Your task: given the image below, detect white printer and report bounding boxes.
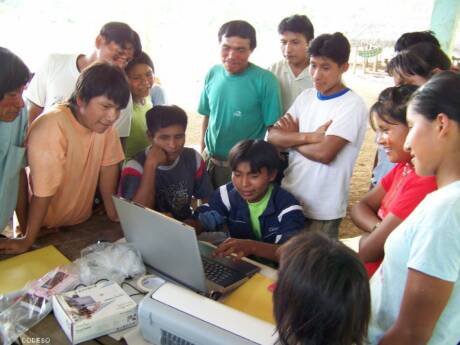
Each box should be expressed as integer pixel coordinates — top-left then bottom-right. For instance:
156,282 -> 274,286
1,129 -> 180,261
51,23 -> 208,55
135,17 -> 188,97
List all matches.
138,280 -> 278,345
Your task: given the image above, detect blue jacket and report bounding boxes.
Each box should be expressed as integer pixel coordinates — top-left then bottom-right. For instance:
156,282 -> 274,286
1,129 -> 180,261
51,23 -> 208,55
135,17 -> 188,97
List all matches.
195,183 -> 305,244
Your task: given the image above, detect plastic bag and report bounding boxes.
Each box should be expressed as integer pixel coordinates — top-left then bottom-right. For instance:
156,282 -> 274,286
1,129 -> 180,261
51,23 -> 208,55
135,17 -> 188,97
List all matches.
77,242 -> 145,285
0,266 -> 79,345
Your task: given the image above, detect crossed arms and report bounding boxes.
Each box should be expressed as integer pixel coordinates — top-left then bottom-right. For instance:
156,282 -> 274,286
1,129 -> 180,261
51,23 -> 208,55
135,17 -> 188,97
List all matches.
267,113 -> 348,164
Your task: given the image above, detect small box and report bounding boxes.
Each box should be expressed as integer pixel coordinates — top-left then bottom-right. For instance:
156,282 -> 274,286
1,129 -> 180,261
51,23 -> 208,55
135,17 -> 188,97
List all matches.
52,281 -> 137,344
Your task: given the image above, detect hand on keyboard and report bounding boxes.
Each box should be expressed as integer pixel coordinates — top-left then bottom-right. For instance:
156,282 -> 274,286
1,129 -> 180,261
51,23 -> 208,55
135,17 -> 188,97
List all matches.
213,238 -> 254,260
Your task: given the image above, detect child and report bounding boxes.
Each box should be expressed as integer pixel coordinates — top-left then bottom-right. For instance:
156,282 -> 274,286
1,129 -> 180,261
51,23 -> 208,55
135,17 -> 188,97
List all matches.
0,47 -> 30,235
0,62 -> 128,254
274,231 -> 370,345
195,139 -> 305,262
120,105 -> 212,222
351,85 -> 437,277
123,51 -> 155,160
268,32 -> 368,238
367,71 -> 460,344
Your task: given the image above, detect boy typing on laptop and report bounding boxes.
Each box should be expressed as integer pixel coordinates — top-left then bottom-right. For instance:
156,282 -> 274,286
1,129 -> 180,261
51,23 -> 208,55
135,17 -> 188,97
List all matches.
195,140 -> 305,262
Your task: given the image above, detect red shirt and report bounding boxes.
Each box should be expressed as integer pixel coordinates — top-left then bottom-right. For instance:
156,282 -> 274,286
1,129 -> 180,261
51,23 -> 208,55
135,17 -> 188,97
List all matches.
366,163 -> 437,277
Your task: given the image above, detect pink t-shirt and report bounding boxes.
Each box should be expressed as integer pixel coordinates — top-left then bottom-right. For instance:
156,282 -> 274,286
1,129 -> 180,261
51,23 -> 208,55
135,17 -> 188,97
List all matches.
27,104 -> 124,227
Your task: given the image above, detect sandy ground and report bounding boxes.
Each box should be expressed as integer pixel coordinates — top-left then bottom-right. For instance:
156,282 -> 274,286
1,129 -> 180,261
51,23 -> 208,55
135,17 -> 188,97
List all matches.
184,71 -> 392,238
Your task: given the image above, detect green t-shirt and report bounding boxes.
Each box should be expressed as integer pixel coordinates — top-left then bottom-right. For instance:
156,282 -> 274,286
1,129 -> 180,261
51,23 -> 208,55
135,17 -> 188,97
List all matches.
124,98 -> 152,160
198,63 -> 282,159
247,184 -> 274,240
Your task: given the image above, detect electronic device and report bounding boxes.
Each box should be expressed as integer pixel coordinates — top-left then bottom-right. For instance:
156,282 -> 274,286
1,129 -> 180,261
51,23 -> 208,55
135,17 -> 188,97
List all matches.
138,280 -> 278,345
112,196 -> 260,296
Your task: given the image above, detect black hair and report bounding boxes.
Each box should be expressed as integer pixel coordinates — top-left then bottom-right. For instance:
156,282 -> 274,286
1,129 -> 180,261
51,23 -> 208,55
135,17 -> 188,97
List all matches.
369,85 -> 418,130
308,32 -> 350,65
387,51 -> 432,81
394,30 -> 440,52
125,51 -> 155,75
0,47 -> 30,100
407,42 -> 451,71
278,15 -> 314,42
410,71 -> 460,124
274,231 -> 370,345
69,62 -> 130,109
99,22 -> 142,56
146,105 -> 188,135
228,140 -> 279,174
218,20 -> 257,50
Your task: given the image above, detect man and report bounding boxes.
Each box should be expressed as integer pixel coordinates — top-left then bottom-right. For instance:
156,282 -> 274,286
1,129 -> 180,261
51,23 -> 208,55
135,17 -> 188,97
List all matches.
25,22 -> 140,138
0,47 -> 30,235
0,63 -> 129,254
268,14 -> 314,112
198,20 -> 282,189
268,33 -> 368,238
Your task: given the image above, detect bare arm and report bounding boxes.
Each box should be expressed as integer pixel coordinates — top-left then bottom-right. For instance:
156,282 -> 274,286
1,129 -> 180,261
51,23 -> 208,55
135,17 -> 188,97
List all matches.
0,195 -> 52,254
27,100 -> 44,123
351,184 -> 386,231
200,116 -> 209,153
213,238 -> 280,262
99,163 -> 120,222
15,168 -> 29,233
295,135 -> 348,164
379,269 -> 454,345
132,145 -> 167,209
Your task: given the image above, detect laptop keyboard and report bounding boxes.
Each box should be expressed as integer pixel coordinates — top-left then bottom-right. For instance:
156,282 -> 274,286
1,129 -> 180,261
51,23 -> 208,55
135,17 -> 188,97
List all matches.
202,257 -> 243,287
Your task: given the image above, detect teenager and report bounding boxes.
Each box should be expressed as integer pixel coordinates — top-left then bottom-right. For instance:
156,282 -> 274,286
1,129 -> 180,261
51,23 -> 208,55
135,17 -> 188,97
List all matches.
195,140 -> 305,262
274,231 -> 370,345
0,47 -> 30,234
0,63 -> 129,254
120,105 -> 212,222
351,85 -> 437,277
268,32 -> 368,238
368,71 -> 460,344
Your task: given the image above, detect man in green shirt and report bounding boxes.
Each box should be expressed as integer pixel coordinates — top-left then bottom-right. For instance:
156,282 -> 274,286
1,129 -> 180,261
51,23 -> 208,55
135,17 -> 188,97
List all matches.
198,20 -> 283,189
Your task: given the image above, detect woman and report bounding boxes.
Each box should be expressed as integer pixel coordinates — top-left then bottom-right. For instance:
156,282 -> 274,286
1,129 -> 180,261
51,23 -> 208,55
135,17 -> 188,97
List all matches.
368,71 -> 460,344
351,85 -> 437,277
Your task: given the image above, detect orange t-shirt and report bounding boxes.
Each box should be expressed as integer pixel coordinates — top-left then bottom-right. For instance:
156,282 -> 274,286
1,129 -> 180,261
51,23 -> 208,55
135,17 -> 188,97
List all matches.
27,104 -> 124,227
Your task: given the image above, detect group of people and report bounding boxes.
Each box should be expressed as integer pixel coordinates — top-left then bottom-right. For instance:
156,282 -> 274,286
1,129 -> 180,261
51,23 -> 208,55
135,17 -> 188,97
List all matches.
0,13 -> 459,345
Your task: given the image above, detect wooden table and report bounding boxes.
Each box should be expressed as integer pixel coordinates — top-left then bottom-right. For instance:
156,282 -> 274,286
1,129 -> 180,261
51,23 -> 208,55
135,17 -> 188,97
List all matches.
1,214 -> 128,345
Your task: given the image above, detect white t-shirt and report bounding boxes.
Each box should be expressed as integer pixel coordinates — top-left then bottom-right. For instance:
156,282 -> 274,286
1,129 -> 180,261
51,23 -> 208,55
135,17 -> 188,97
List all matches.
268,59 -> 313,113
281,88 -> 367,220
368,180 -> 460,345
25,53 -> 133,137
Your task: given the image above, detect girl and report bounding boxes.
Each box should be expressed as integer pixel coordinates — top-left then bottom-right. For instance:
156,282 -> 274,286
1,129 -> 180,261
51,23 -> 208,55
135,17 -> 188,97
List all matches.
124,51 -> 157,160
351,85 -> 437,277
274,231 -> 370,345
368,71 -> 460,344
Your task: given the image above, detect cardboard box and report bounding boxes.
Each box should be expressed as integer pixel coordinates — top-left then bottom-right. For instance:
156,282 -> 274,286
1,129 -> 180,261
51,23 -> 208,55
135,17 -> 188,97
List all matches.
52,281 -> 137,344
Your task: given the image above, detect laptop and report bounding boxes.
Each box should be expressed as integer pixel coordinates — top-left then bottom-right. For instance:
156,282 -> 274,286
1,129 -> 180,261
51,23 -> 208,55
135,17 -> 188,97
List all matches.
112,196 -> 260,296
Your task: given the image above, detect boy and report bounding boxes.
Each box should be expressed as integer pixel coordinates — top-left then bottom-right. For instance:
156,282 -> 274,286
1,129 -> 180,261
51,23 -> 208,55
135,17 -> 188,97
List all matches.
25,22 -> 140,138
195,140 -> 305,262
120,105 -> 213,222
0,62 -> 129,254
0,47 -> 30,235
268,32 -> 368,238
198,20 -> 282,188
268,14 -> 314,112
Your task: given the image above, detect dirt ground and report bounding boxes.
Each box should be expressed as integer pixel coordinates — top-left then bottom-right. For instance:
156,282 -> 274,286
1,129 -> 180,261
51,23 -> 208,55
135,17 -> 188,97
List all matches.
184,72 -> 391,239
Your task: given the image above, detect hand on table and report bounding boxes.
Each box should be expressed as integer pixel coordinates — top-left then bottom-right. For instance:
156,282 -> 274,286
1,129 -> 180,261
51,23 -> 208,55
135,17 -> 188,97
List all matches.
0,237 -> 32,254
213,238 -> 255,261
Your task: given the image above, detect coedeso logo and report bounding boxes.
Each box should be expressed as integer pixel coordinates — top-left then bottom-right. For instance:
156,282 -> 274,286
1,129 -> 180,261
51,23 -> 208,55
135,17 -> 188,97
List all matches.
20,337 -> 51,344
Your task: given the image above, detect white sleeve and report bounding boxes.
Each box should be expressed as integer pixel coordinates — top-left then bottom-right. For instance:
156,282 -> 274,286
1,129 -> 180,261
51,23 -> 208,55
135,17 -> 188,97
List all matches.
287,89 -> 310,120
25,55 -> 54,107
326,95 -> 367,144
113,95 -> 133,137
